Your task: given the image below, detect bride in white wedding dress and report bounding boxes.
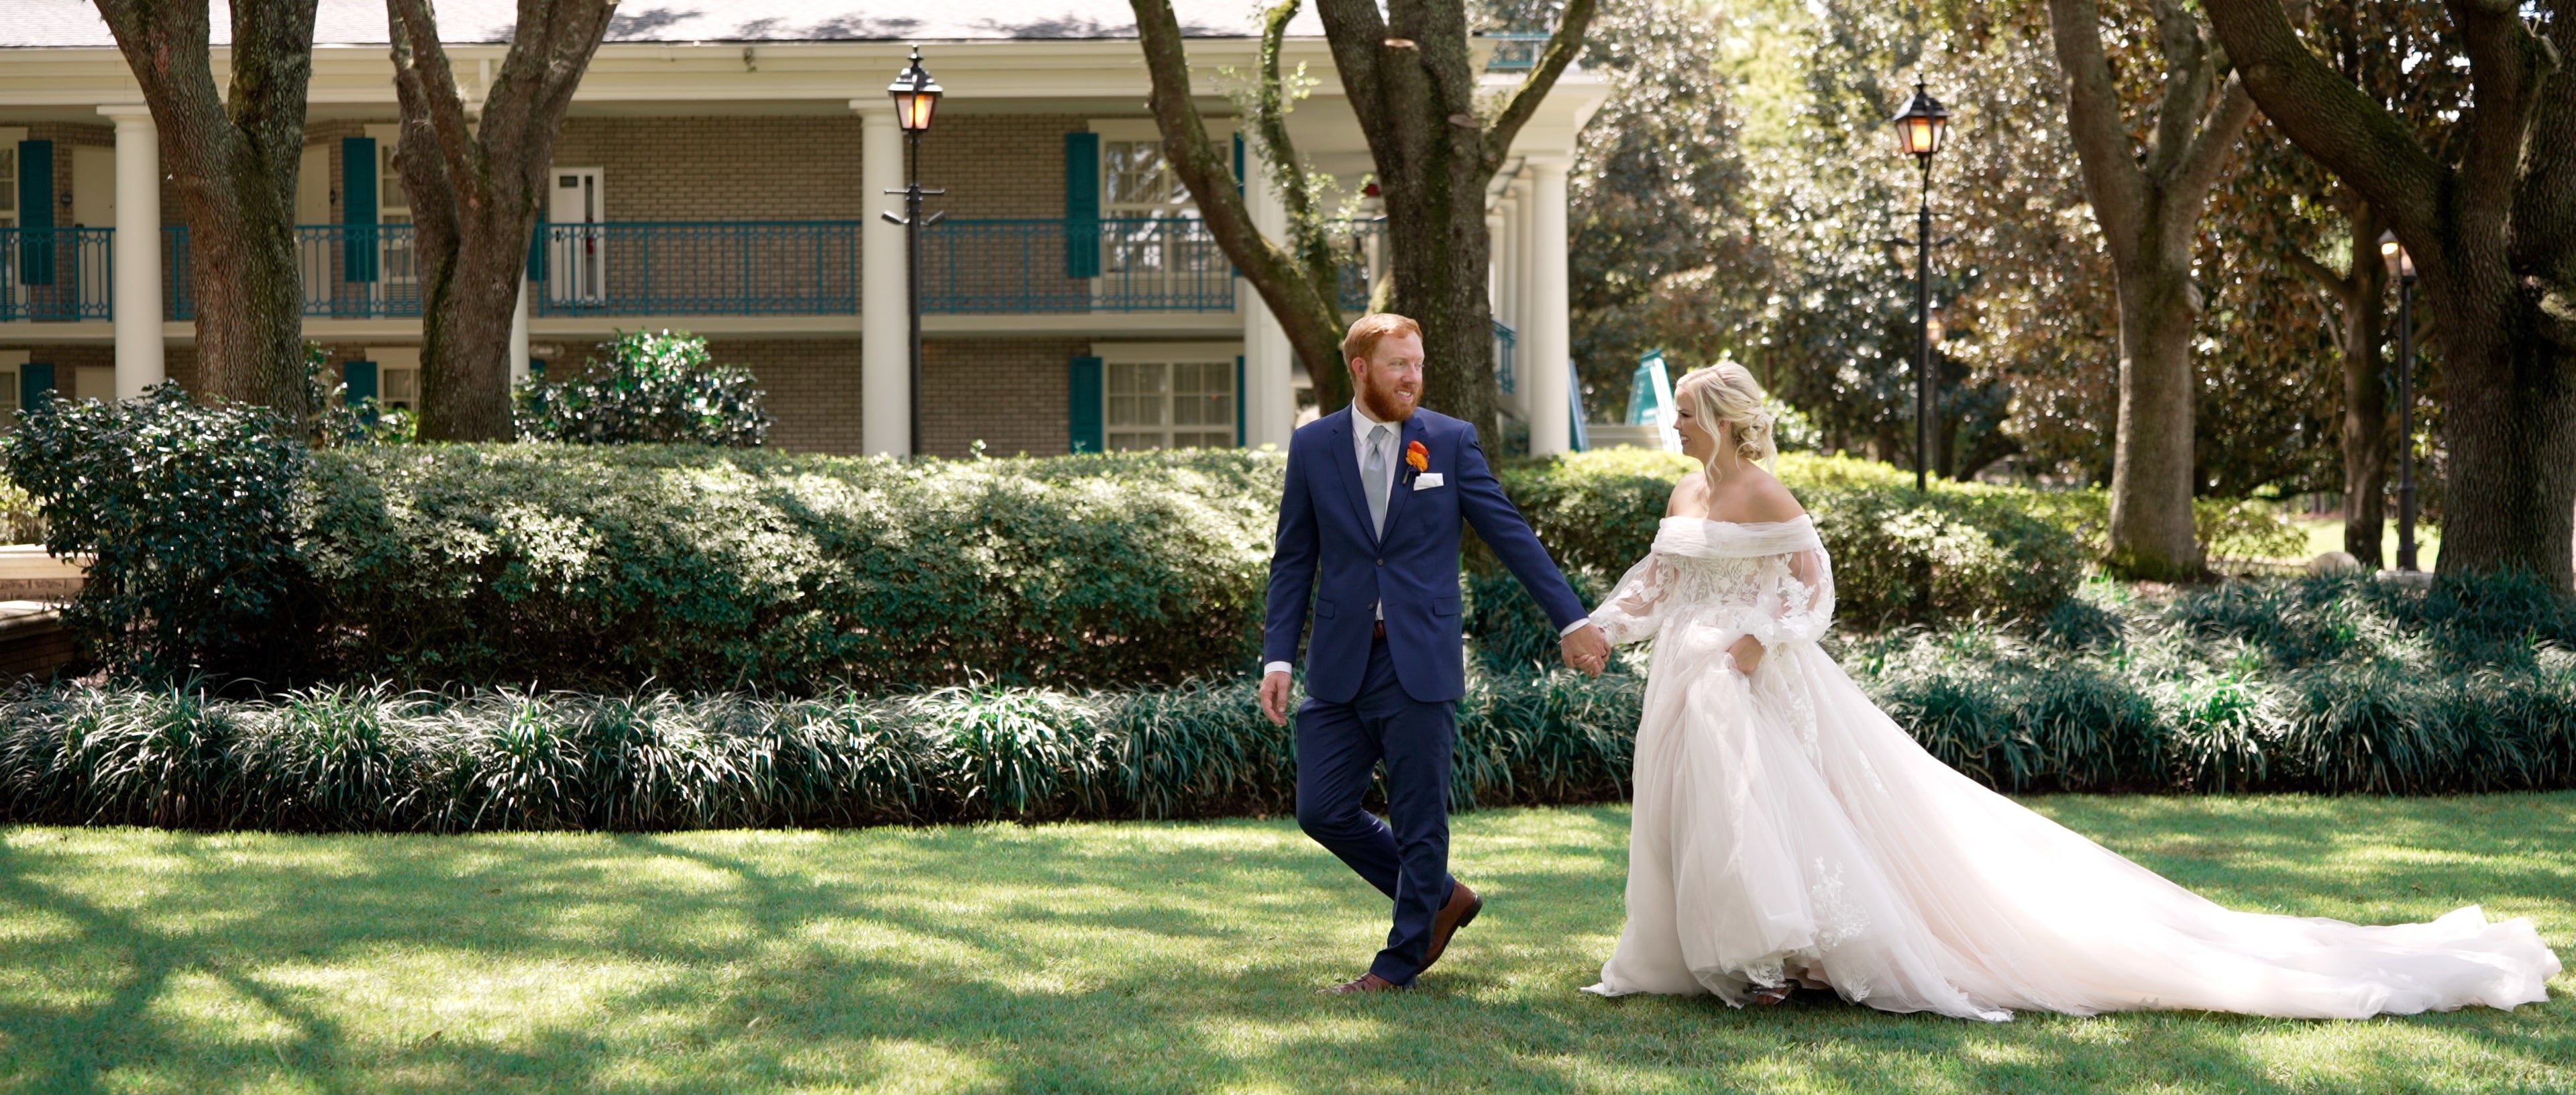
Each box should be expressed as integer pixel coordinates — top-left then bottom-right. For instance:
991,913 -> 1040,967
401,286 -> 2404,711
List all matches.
1580,363 -> 2561,1021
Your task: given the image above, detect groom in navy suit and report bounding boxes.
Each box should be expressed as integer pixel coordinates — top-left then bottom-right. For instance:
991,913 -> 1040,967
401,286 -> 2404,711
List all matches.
1260,313 -> 1611,994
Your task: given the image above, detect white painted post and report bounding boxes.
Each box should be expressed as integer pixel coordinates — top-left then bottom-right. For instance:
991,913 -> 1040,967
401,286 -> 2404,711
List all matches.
1240,144 -> 1296,448
1527,158 -> 1572,455
102,106 -> 164,397
856,101 -> 910,456
508,276 -> 530,383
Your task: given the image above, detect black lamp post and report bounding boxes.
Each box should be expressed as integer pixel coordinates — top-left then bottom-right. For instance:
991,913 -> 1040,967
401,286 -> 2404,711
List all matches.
1892,76 -> 1949,493
2379,229 -> 2418,572
885,46 -> 944,456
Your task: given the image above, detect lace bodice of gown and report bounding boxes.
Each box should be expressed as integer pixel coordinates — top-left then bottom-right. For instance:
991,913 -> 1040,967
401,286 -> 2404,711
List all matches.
1589,515 -> 1835,651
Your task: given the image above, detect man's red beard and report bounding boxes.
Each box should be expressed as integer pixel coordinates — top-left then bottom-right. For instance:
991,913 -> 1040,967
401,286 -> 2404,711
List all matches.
1356,372 -> 1420,423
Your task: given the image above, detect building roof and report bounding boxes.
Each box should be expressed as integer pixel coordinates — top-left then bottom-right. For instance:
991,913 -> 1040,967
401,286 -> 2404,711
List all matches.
0,0 -> 1327,48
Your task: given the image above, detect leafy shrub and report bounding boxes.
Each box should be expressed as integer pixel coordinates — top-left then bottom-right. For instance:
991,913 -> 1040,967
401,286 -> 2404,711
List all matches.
1487,449 -> 2088,629
1,384 -> 308,680
0,668 -> 1644,831
1845,570 -> 2576,794
0,476 -> 43,543
297,445 -> 1281,692
515,329 -> 771,446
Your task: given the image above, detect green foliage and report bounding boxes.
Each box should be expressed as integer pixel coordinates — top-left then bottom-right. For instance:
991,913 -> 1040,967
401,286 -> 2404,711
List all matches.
0,383 -> 308,680
0,668 -> 1644,831
0,476 -> 44,543
297,445 -> 1282,692
514,329 -> 771,446
1488,450 -> 2088,629
1848,570 -> 2576,794
7,565 -> 2574,833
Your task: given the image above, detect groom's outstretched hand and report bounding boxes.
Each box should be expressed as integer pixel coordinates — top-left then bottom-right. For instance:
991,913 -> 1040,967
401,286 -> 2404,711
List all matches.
1562,623 -> 1611,676
1260,670 -> 1295,726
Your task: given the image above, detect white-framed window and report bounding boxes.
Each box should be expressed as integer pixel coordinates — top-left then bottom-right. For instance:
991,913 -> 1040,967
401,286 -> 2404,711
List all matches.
1100,344 -> 1238,451
0,140 -> 17,229
368,347 -> 422,411
379,141 -> 415,290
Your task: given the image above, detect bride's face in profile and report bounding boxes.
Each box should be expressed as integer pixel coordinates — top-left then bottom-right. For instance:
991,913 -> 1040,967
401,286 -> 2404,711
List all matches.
1674,399 -> 1723,462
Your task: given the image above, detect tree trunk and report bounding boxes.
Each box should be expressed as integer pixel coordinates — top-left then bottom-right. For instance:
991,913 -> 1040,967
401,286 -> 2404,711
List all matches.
2203,0 -> 2576,590
2337,287 -> 2392,567
91,0 -> 319,417
2048,0 -> 2257,578
2106,247 -> 2205,576
387,0 -> 616,441
1312,0 -> 1597,444
1130,0 -> 1354,412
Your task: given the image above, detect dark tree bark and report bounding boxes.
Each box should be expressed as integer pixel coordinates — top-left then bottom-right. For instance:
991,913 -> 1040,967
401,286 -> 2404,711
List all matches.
2206,0 -> 2576,590
91,0 -> 319,416
1134,0 -> 1597,439
1314,0 -> 1597,444
386,0 -> 618,441
2048,0 -> 2259,579
1131,0 -> 1354,411
2286,197 -> 2392,568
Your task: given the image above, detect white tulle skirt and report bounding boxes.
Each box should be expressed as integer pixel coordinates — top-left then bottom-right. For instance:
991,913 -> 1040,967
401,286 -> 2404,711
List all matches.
1584,629 -> 2562,1021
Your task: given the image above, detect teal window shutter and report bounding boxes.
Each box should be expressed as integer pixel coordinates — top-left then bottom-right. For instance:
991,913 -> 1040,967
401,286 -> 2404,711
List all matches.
1232,133 -> 1245,197
1235,355 -> 1246,446
1064,132 -> 1101,279
526,215 -> 547,281
1069,356 -> 1104,453
342,137 -> 379,282
19,363 -> 54,411
342,360 -> 378,405
17,140 -> 54,285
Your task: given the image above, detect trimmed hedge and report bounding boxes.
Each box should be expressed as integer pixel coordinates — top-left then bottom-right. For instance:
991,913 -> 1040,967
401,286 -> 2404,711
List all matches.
295,445 -> 1283,692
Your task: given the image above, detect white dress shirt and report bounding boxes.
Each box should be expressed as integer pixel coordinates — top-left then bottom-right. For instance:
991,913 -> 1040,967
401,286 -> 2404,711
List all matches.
1265,403 -> 1588,678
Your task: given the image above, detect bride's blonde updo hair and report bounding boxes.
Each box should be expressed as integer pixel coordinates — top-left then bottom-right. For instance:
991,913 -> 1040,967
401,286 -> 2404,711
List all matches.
1673,362 -> 1776,482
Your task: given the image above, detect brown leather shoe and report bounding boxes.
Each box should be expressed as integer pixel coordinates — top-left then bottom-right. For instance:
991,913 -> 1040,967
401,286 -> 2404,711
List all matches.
1419,880 -> 1483,974
1325,972 -> 1407,994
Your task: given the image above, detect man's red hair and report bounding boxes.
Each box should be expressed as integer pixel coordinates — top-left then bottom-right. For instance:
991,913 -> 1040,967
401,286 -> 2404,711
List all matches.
1341,313 -> 1424,365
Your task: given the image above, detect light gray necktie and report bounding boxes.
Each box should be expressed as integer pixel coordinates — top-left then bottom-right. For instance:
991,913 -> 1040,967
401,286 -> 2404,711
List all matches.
1364,423 -> 1391,538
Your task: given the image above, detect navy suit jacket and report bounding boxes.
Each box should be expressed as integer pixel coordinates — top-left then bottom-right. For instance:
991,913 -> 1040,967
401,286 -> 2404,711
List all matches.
1263,407 -> 1589,705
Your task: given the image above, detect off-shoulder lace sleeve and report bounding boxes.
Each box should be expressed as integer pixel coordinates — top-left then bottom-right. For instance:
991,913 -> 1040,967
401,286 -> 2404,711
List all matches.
1742,545 -> 1835,647
1590,552 -> 1676,646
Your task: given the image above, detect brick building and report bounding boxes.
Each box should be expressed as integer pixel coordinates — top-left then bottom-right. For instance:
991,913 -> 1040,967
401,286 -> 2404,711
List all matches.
0,0 -> 1604,457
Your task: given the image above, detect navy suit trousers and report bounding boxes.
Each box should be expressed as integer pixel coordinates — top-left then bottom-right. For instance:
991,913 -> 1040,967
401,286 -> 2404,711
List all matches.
1295,634 -> 1458,986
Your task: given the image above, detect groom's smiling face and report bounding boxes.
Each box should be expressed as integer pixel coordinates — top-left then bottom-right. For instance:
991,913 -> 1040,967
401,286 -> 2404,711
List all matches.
1351,331 -> 1426,423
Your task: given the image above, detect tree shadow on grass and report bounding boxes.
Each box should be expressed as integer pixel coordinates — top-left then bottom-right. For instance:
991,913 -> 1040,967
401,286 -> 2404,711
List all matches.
0,800 -> 2567,1094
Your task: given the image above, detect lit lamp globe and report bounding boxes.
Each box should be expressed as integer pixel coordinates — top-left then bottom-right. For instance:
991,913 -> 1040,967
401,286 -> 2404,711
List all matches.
1892,78 -> 1949,161
890,46 -> 942,133
2377,229 -> 2415,279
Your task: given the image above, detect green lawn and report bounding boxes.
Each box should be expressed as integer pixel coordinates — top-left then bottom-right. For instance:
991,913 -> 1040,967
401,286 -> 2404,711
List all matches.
3,796 -> 2570,1094
2291,515 -> 2443,570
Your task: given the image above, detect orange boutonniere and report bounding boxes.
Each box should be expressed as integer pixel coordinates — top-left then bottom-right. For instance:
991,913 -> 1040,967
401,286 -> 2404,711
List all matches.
1404,439 -> 1430,474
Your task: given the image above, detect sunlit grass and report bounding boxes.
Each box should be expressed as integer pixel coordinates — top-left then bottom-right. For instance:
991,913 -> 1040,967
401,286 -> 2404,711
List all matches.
2292,515 -> 2444,570
1,795 -> 2568,1094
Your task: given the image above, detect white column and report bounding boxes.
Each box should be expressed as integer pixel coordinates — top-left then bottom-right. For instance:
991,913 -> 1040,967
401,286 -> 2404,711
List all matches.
508,276 -> 530,382
1240,145 -> 1297,448
1485,205 -> 1518,417
856,101 -> 910,456
102,106 -> 164,397
1527,158 -> 1572,455
1505,180 -> 1529,335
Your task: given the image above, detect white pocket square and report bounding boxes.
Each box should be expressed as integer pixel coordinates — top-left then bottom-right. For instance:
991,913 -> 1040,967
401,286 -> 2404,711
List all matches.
1413,472 -> 1445,490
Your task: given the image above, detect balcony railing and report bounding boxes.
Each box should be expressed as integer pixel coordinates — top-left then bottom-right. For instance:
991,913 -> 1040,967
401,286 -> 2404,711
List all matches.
1483,32 -> 1553,72
21,217 -> 1329,321
0,227 -> 115,321
918,216 -> 1234,313
1494,320 -> 1517,394
531,220 -> 861,317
